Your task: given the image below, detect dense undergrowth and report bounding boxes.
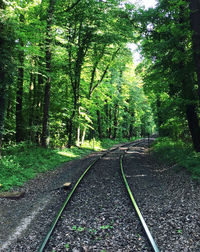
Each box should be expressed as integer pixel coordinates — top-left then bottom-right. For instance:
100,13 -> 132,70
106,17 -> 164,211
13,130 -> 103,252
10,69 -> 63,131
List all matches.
152,137 -> 200,181
0,138 -> 133,191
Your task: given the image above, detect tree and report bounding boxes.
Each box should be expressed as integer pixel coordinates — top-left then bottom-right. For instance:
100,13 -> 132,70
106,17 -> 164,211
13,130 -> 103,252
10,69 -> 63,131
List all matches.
41,0 -> 55,147
136,0 -> 200,151
0,0 -> 15,157
0,0 -> 155,150
189,0 -> 200,99
16,13 -> 25,143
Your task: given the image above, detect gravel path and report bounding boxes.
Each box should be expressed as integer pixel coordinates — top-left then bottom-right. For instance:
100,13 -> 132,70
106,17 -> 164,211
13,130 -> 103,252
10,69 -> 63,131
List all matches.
0,139 -> 200,251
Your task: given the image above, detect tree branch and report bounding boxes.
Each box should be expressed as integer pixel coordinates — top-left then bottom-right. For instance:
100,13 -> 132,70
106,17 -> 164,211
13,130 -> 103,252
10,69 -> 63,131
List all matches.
90,47 -> 120,97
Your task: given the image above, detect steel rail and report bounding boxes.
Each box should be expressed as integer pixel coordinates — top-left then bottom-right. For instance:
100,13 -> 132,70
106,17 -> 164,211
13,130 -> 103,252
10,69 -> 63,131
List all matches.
38,157 -> 101,252
120,150 -> 160,252
38,143 -> 126,252
38,140 -> 144,252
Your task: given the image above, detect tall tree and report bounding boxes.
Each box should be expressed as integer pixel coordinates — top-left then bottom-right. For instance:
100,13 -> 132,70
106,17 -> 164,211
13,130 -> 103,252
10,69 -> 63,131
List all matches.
41,0 -> 54,147
136,0 -> 200,151
16,13 -> 25,143
0,0 -> 15,157
189,0 -> 200,99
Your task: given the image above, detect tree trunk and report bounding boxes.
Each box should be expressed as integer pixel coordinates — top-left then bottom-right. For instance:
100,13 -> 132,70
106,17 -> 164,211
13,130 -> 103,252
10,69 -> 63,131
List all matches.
105,100 -> 109,137
129,111 -> 134,139
35,63 -> 43,144
189,0 -> 200,99
156,95 -> 163,136
77,126 -> 80,147
178,5 -> 200,151
67,99 -> 77,148
108,107 -> 112,138
0,0 -> 13,155
113,104 -> 118,139
67,112 -> 75,148
41,0 -> 54,147
29,72 -> 36,141
186,104 -> 200,152
41,76 -> 51,147
81,127 -> 86,145
16,37 -> 24,143
0,74 -> 6,160
97,110 -> 102,139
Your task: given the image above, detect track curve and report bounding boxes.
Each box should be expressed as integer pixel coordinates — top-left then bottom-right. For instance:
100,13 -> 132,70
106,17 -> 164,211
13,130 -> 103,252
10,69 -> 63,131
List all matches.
38,140 -> 159,252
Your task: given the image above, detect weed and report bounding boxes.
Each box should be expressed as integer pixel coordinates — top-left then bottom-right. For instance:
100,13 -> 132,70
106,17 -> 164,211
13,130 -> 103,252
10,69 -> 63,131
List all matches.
89,228 -> 97,234
100,224 -> 113,230
65,243 -> 70,249
177,229 -> 182,234
72,225 -> 85,232
77,227 -> 85,232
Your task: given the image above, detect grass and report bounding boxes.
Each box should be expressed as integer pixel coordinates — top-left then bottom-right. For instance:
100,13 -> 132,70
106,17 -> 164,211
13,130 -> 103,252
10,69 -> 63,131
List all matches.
152,137 -> 200,180
0,138 -> 134,191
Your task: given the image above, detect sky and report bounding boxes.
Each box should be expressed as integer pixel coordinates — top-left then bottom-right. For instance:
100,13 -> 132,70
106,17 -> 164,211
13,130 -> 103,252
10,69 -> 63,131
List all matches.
130,0 -> 157,9
140,0 -> 157,9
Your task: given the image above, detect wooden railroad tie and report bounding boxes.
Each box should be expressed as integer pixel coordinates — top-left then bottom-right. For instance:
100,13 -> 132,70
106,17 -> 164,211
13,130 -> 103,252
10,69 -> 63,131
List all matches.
0,191 -> 25,199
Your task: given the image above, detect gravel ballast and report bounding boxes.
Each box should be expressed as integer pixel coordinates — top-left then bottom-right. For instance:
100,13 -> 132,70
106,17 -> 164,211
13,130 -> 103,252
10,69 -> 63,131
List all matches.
0,139 -> 200,251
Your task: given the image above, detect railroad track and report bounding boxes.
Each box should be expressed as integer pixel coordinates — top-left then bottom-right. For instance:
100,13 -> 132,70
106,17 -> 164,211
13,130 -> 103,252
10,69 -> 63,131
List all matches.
38,139 -> 159,252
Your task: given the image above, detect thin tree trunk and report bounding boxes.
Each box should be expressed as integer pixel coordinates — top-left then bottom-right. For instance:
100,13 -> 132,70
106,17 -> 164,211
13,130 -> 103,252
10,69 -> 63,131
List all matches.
156,95 -> 163,136
41,0 -> 54,147
105,100 -> 109,137
108,107 -> 112,138
35,64 -> 43,144
81,127 -> 86,145
67,114 -> 75,148
0,74 -> 6,160
113,104 -> 118,139
16,13 -> 25,143
16,36 -> 24,143
41,76 -> 51,147
97,110 -> 102,139
29,72 -> 36,141
77,126 -> 80,147
67,99 -> 77,148
129,111 -> 134,139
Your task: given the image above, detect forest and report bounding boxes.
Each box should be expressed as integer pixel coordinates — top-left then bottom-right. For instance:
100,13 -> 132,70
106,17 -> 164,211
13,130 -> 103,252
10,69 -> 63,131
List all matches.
1,0 -> 200,189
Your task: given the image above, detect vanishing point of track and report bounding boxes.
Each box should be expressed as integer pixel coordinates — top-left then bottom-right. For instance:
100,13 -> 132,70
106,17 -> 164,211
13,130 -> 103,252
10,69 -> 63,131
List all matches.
38,140 -> 160,252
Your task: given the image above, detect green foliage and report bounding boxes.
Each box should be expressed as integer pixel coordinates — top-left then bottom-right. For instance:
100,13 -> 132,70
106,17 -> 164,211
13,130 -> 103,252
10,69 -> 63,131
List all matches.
0,138 -> 135,191
100,224 -> 113,230
65,243 -> 70,249
0,141 -> 92,191
152,137 -> 200,180
177,229 -> 183,234
0,0 -> 155,150
135,0 -> 200,151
